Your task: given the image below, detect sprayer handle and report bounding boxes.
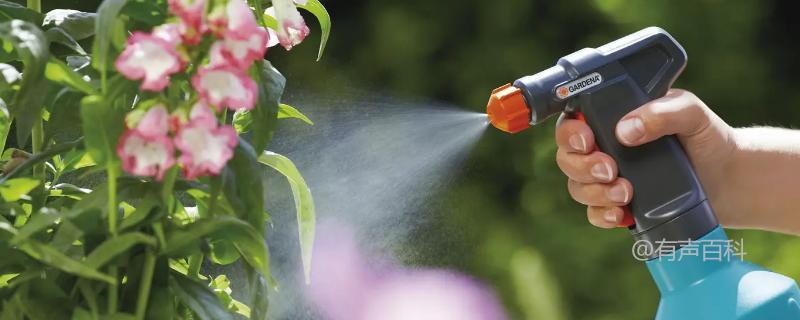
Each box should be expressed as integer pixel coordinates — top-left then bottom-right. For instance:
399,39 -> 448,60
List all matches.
573,111 -> 634,228
575,76 -> 716,242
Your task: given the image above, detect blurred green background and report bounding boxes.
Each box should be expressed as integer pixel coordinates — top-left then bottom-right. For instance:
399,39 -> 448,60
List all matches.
32,0 -> 800,319
268,1 -> 800,319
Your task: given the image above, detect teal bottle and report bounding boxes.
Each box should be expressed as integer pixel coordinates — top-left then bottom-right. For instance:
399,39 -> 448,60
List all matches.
647,226 -> 800,319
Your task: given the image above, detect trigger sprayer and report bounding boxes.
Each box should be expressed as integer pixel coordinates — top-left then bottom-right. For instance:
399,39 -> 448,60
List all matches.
486,27 -> 800,319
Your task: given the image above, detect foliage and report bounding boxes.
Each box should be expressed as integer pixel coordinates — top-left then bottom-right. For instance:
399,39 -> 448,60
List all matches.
0,0 -> 329,319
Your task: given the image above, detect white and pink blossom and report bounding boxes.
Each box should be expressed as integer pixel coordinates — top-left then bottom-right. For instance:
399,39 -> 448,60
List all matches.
209,0 -> 260,39
267,0 -> 310,50
152,23 -> 182,47
191,65 -> 257,111
208,27 -> 269,69
118,106 -> 175,180
174,103 -> 238,179
115,32 -> 183,91
167,0 -> 207,45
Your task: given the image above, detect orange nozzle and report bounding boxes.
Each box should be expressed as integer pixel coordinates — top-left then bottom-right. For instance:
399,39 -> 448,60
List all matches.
486,84 -> 531,134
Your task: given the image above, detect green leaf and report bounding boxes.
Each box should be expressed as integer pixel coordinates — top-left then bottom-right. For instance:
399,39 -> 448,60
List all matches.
297,0 -> 331,61
118,194 -> 158,230
232,109 -> 252,134
46,27 -> 87,55
42,9 -> 95,41
250,60 -> 285,153
0,1 -> 42,24
10,207 -> 75,245
247,270 -> 269,320
71,308 -> 92,320
0,137 -> 82,182
210,275 -> 250,318
258,151 -> 316,283
278,103 -> 313,125
120,1 -> 167,27
223,140 -> 265,232
46,58 -> 96,95
0,20 -> 49,146
163,216 -> 271,280
0,98 -> 9,151
18,240 -> 115,284
80,95 -> 125,166
169,271 -> 235,320
0,178 -> 40,201
45,89 -> 84,144
92,0 -> 130,82
208,237 -> 240,265
50,219 -> 84,254
103,313 -> 136,320
85,232 -> 156,269
145,285 -> 173,320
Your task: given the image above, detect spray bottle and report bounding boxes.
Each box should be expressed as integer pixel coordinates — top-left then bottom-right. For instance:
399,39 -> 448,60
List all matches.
486,27 -> 800,319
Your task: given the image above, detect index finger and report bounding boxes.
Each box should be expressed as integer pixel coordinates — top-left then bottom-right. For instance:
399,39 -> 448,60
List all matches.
555,115 -> 595,154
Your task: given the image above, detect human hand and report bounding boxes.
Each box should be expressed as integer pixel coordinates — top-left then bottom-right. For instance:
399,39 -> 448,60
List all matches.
554,89 -> 736,228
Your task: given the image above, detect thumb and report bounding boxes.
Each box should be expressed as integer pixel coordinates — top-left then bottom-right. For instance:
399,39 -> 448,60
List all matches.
615,89 -> 711,146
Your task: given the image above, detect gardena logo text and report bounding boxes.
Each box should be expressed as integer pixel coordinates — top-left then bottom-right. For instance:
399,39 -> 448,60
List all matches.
556,72 -> 603,99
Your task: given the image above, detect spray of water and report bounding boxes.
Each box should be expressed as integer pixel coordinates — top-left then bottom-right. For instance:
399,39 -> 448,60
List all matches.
261,91 -> 488,318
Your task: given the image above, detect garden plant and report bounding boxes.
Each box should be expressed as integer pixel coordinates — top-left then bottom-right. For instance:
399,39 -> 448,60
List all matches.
0,0 -> 328,319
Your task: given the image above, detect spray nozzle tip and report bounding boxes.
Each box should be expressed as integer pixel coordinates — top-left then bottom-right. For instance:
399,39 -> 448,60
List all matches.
486,84 -> 531,134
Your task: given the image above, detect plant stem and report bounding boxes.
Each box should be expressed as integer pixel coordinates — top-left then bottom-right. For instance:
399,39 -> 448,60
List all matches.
108,267 -> 118,313
187,254 -> 204,279
107,164 -> 118,236
31,116 -> 44,177
107,164 -> 119,313
28,0 -> 44,210
134,250 -> 157,320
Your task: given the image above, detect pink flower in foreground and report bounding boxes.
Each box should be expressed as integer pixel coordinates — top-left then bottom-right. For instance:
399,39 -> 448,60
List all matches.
117,106 -> 175,180
174,103 -> 238,179
208,27 -> 269,69
208,0 -> 259,38
152,23 -> 182,47
167,0 -> 207,45
267,0 -> 310,50
309,224 -> 508,320
191,64 -> 257,110
115,32 -> 182,91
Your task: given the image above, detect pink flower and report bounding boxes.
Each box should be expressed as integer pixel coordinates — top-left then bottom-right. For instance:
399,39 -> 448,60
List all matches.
167,0 -> 207,45
191,64 -> 257,111
135,104 -> 171,137
309,224 -> 508,320
208,27 -> 269,69
267,0 -> 310,50
174,103 -> 238,179
361,271 -> 508,320
209,0 -> 260,39
115,32 -> 183,91
152,23 -> 182,47
117,106 -> 175,180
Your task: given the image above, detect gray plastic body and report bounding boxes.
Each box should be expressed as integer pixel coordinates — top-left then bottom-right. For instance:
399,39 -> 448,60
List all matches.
513,27 -> 717,257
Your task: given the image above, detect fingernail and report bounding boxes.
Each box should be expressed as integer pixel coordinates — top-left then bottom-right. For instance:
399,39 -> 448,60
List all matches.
569,134 -> 586,151
608,183 -> 630,203
591,162 -> 613,181
604,209 -> 618,223
617,117 -> 645,144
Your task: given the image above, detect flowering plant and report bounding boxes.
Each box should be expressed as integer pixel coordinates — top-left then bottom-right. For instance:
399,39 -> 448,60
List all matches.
0,0 -> 328,319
